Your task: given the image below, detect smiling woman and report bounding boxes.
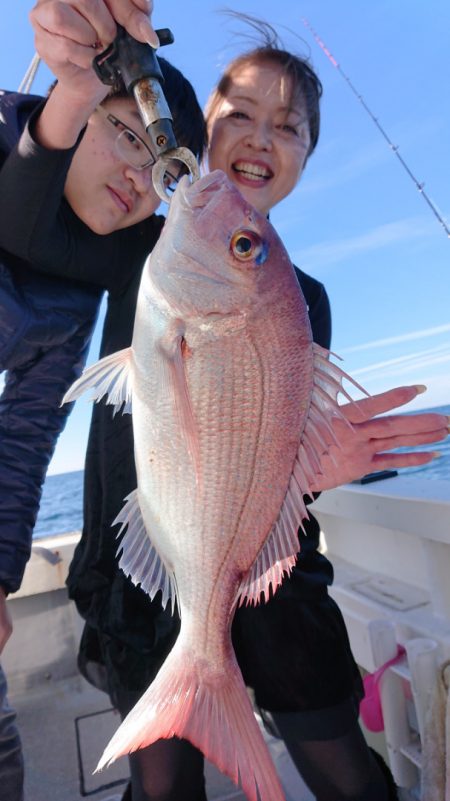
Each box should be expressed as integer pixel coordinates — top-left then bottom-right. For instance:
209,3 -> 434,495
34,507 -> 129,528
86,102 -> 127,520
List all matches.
207,63 -> 310,215
205,46 -> 320,216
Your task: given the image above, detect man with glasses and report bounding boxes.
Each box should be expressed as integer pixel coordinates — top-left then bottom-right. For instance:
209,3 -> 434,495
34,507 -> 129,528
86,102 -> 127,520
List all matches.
95,103 -> 182,192
0,2 -> 206,799
95,104 -> 158,170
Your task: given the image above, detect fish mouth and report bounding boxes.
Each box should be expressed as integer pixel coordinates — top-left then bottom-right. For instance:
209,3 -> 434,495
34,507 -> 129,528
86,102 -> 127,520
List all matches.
178,170 -> 233,210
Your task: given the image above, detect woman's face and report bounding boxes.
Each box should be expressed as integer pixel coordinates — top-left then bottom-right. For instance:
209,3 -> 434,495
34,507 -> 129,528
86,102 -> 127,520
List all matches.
207,62 -> 311,216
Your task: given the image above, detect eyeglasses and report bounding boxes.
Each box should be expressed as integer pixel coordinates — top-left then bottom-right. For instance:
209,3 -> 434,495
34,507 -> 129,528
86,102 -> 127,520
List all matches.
96,105 -> 185,193
96,105 -> 156,170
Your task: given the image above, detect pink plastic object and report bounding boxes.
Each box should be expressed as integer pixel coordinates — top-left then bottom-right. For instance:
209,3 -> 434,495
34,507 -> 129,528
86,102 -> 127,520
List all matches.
360,645 -> 406,732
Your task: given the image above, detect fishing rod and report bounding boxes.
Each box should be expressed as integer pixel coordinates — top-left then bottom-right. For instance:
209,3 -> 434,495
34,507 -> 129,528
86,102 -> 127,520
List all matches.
302,17 -> 450,240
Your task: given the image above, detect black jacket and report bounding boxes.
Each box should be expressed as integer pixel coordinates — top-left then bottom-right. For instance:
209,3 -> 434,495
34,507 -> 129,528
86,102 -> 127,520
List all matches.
0,91 -> 102,593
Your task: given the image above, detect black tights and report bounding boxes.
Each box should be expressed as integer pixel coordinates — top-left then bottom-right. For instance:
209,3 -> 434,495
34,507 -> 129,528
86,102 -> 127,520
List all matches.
116,691 -> 207,801
126,737 -> 207,801
272,711 -> 392,801
118,706 -> 393,801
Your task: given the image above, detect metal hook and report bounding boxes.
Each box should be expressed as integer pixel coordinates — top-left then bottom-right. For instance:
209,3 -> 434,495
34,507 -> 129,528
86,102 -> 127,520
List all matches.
152,147 -> 200,203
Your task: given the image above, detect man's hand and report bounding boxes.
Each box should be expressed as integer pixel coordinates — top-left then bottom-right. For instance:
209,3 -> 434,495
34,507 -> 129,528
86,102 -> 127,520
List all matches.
29,0 -> 159,148
0,588 -> 13,655
310,385 -> 449,492
29,0 -> 158,106
104,0 -> 159,46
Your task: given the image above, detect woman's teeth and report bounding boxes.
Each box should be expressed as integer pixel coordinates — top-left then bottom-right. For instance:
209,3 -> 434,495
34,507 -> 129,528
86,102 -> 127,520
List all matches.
233,161 -> 271,181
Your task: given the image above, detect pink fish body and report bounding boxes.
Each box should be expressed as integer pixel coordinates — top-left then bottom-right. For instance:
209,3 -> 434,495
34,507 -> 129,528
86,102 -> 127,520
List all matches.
64,171 -> 356,801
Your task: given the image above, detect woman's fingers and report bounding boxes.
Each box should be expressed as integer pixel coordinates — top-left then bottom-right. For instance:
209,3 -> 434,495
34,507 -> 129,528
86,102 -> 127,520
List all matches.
371,450 -> 440,470
309,405 -> 448,491
340,385 -> 426,424
351,412 -> 449,443
371,426 -> 447,454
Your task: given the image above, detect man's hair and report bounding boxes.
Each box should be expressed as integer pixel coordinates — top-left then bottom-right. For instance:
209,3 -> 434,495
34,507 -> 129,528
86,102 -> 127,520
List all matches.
49,57 -> 208,161
103,57 -> 207,161
204,16 -> 322,159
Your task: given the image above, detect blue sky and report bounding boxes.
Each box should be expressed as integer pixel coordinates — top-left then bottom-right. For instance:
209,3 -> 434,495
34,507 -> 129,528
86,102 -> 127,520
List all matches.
1,1 -> 449,475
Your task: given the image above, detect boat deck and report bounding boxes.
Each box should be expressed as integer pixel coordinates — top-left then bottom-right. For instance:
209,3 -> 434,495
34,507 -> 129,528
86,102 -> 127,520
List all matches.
12,673 -> 314,801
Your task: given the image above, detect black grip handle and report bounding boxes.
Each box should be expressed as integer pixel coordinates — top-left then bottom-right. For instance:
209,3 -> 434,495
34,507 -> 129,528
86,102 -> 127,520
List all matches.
93,26 -> 174,90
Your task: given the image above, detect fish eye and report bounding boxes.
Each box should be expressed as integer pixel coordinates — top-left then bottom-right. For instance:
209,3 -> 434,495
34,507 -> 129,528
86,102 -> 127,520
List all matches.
230,229 -> 268,265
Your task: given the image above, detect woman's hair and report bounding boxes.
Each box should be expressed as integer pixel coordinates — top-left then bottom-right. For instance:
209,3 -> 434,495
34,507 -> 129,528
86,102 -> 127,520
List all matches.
205,15 -> 322,158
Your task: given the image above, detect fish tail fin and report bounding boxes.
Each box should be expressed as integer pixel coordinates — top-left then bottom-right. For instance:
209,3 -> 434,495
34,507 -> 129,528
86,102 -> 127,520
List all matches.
96,639 -> 285,801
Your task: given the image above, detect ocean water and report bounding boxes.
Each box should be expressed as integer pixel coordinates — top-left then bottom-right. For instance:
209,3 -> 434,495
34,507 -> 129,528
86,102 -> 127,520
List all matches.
34,469 -> 84,539
33,404 -> 449,540
394,403 -> 450,482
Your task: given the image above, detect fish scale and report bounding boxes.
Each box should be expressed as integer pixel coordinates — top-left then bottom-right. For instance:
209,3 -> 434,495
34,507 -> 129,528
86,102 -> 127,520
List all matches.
177,341 -> 300,569
63,169 -> 362,801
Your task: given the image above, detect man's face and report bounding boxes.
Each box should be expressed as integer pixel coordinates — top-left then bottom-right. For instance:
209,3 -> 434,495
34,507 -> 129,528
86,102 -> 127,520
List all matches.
64,98 -> 160,234
207,62 -> 311,216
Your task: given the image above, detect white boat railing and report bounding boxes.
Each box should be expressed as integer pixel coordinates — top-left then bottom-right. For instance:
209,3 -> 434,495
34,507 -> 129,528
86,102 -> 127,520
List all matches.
311,475 -> 450,800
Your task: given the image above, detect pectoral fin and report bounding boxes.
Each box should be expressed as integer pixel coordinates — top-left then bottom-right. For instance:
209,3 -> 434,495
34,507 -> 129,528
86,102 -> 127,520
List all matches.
237,344 -> 370,608
62,347 -> 133,415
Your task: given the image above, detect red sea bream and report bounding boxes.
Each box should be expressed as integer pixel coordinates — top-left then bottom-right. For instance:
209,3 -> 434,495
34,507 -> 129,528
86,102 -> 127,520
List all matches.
64,170 -> 360,801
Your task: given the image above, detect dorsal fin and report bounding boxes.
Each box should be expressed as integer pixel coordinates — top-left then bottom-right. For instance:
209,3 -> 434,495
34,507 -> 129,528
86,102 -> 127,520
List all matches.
236,344 -> 368,607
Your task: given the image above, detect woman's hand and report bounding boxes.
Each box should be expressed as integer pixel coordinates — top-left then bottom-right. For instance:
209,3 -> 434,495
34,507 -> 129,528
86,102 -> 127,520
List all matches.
309,385 -> 449,492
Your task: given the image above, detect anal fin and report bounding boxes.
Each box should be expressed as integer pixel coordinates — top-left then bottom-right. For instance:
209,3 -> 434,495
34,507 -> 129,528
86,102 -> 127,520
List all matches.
114,490 -> 178,613
236,473 -> 308,608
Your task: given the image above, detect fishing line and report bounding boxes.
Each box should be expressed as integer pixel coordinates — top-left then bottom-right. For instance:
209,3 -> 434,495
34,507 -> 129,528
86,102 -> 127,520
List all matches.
18,53 -> 41,94
302,18 -> 450,240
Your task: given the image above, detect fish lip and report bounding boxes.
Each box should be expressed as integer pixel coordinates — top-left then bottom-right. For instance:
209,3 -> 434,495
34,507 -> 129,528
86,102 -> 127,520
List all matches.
178,170 -> 229,210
